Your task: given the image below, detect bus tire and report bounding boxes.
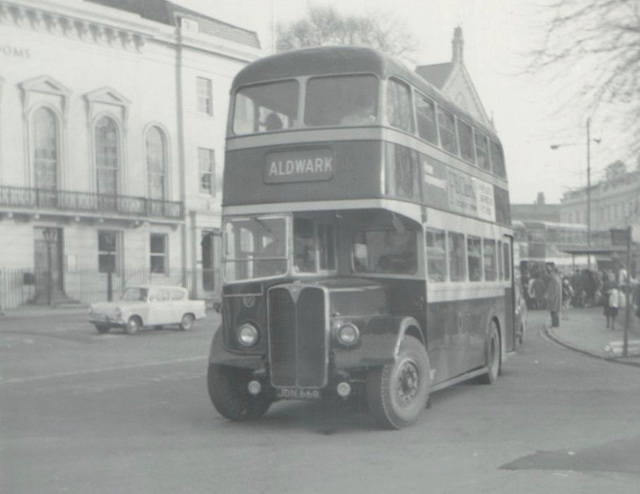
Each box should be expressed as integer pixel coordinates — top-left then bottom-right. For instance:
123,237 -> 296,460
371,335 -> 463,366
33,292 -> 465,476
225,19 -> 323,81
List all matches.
366,335 -> 430,429
207,364 -> 271,421
479,321 -> 501,384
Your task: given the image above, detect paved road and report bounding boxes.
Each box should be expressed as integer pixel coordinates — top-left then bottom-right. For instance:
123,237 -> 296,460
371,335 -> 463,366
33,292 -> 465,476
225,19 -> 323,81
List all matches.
1,311 -> 639,493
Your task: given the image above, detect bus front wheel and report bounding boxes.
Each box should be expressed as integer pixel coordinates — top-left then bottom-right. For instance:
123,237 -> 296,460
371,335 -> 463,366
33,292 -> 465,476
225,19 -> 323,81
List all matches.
366,335 -> 431,429
207,364 -> 271,421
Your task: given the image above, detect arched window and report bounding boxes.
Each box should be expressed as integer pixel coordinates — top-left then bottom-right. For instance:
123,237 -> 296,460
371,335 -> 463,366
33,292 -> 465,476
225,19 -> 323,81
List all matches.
146,126 -> 166,200
95,116 -> 119,195
33,107 -> 58,190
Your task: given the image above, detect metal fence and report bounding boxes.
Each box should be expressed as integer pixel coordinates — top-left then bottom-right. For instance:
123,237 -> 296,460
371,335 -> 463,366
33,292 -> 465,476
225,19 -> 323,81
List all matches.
0,185 -> 184,219
0,267 -> 219,311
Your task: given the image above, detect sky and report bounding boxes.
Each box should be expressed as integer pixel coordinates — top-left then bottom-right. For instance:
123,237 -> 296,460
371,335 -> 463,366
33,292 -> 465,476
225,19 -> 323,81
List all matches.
176,0 -> 616,205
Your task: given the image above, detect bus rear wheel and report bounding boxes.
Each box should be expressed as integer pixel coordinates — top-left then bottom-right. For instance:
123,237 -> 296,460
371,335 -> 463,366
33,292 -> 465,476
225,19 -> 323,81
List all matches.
479,322 -> 501,384
366,335 -> 430,429
207,364 -> 271,421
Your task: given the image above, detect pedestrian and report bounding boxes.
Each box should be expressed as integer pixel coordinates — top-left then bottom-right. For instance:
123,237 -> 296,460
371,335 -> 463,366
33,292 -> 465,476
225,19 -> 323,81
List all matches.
527,275 -> 536,309
561,277 -> 574,320
605,281 -> 620,331
545,263 -> 562,328
532,272 -> 547,310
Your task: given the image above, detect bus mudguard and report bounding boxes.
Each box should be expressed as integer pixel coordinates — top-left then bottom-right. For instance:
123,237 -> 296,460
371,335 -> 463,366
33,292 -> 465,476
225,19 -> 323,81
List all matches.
333,315 -> 424,369
209,325 -> 263,370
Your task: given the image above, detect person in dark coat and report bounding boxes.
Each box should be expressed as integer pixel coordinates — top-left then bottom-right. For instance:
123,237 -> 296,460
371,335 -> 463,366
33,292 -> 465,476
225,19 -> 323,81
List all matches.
545,264 -> 563,327
532,273 -> 547,310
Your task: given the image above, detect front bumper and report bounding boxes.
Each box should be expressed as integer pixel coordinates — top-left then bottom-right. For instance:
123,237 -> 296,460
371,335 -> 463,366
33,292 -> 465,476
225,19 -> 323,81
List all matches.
89,315 -> 125,327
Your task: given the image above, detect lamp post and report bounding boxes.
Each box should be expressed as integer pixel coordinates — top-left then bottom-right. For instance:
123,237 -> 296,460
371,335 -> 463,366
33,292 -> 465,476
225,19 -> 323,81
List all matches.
550,117 -> 600,268
42,228 -> 57,307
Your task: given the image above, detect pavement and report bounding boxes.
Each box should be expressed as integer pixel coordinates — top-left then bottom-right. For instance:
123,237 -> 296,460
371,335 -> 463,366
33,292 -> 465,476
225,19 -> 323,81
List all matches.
540,305 -> 640,367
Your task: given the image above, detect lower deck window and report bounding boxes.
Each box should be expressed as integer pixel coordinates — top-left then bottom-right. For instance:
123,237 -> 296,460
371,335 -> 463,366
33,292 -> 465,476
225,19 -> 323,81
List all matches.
353,229 -> 417,275
426,229 -> 446,282
467,236 -> 482,281
448,232 -> 466,281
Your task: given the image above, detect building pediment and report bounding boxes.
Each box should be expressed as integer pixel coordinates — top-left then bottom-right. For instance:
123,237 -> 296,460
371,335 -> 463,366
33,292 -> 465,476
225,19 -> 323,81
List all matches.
19,76 -> 72,121
85,87 -> 131,107
84,86 -> 131,126
20,75 -> 71,97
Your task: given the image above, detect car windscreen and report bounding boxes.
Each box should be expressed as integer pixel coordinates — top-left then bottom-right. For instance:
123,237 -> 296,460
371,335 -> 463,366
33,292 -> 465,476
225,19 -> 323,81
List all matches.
121,288 -> 148,301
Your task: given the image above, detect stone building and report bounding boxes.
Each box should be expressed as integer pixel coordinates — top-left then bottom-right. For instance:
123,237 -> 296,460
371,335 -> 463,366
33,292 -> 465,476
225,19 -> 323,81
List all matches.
0,0 -> 262,308
560,165 -> 640,231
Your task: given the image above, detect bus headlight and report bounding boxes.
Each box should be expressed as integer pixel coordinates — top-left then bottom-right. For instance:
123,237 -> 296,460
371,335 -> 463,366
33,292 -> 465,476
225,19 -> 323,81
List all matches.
336,323 -> 360,347
237,323 -> 259,347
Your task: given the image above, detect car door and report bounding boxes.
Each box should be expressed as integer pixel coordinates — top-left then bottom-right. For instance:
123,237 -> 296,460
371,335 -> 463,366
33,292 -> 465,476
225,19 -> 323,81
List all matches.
155,288 -> 173,325
171,288 -> 187,321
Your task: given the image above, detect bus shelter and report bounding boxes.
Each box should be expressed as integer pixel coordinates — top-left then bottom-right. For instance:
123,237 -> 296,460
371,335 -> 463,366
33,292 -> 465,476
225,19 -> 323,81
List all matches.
560,245 -> 640,275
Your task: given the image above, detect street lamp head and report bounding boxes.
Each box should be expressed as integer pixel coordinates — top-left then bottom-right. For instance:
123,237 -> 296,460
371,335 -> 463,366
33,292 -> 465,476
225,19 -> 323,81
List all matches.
550,144 -> 560,150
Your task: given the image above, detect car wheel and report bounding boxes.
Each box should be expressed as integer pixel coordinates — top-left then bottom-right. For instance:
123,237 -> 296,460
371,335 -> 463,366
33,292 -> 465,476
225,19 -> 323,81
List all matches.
366,335 -> 430,429
479,321 -> 501,384
179,314 -> 195,331
125,316 -> 142,335
94,324 -> 110,334
207,364 -> 271,421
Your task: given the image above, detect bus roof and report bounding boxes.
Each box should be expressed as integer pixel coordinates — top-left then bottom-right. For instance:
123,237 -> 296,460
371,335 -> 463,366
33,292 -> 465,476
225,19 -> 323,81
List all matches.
232,46 -> 499,140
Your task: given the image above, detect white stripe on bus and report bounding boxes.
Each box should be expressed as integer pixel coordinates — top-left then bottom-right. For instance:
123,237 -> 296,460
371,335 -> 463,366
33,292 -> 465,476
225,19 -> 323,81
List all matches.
427,284 -> 507,303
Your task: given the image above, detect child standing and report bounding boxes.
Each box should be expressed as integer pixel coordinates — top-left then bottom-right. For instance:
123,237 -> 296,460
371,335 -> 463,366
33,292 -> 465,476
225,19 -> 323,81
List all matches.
606,283 -> 620,330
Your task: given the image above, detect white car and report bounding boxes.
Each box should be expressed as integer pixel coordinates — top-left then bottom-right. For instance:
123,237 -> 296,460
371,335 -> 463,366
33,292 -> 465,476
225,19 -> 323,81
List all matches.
89,285 -> 206,335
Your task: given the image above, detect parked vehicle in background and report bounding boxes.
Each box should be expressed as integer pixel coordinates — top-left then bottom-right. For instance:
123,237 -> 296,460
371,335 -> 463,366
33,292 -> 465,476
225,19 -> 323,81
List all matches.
89,285 -> 206,334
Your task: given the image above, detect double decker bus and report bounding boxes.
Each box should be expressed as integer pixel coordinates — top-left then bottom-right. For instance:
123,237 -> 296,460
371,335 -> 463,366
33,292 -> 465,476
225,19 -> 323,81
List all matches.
518,220 -> 588,275
207,47 -> 515,429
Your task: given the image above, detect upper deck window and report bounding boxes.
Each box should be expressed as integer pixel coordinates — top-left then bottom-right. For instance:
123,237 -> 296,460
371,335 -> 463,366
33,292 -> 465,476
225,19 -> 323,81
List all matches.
416,93 -> 438,145
305,75 -> 378,127
437,108 -> 458,156
490,141 -> 506,178
386,79 -> 414,133
474,131 -> 490,171
232,80 -> 299,135
457,120 -> 475,164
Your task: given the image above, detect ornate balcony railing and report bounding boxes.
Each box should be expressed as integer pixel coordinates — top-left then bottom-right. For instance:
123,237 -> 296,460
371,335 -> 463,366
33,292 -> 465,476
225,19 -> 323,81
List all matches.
0,185 -> 184,220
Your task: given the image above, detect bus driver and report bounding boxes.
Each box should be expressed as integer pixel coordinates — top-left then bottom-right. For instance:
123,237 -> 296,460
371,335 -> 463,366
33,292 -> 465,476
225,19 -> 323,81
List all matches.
377,230 -> 416,274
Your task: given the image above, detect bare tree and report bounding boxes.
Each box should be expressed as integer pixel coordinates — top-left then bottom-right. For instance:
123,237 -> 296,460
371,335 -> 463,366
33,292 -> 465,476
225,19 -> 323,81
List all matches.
276,6 -> 418,58
529,0 -> 640,155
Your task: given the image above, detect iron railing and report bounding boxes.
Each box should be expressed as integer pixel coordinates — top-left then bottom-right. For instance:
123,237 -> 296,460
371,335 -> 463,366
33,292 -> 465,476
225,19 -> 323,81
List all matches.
0,267 -> 219,310
0,185 -> 183,220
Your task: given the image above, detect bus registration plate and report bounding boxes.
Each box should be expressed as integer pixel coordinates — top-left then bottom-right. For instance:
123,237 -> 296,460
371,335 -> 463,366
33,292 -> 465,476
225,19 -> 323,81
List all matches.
275,387 -> 321,400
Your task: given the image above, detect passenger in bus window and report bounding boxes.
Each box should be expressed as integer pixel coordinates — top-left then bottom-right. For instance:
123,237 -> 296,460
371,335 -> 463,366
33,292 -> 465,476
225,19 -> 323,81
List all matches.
376,230 -> 416,274
264,113 -> 283,132
340,96 -> 376,125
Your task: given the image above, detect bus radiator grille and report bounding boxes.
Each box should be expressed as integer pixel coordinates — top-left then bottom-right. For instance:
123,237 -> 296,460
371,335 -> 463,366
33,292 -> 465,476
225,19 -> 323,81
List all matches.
268,286 -> 327,388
